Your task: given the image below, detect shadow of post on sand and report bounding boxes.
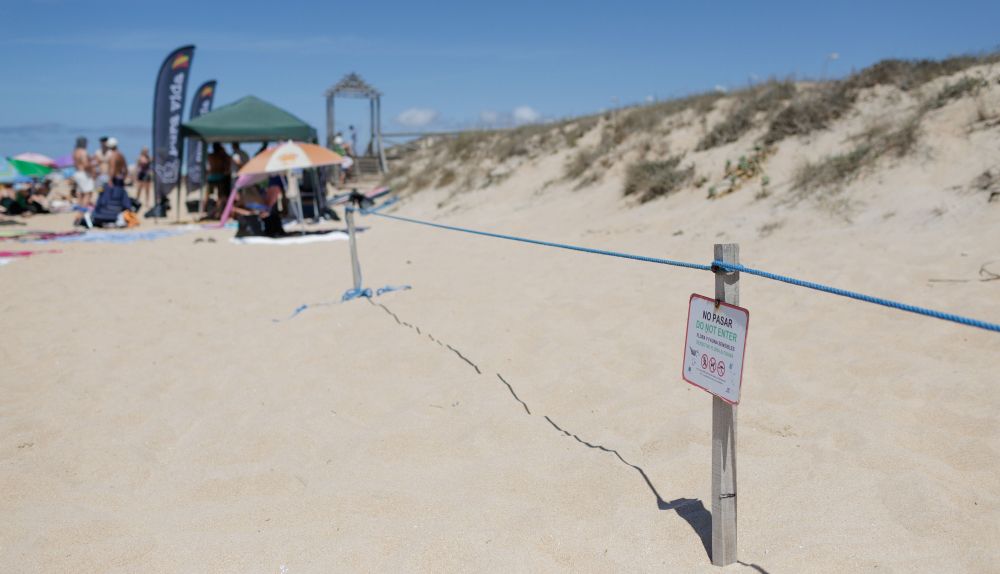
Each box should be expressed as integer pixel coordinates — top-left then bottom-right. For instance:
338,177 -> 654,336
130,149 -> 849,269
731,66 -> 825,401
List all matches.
541,415 -> 714,557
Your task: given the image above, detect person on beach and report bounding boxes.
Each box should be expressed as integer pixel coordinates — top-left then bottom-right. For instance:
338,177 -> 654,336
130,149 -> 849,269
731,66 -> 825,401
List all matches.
348,125 -> 358,156
107,138 -> 127,188
206,143 -> 232,218
232,176 -> 284,237
332,135 -> 353,187
1,183 -> 49,216
135,147 -> 152,208
72,136 -> 96,207
93,137 -> 111,190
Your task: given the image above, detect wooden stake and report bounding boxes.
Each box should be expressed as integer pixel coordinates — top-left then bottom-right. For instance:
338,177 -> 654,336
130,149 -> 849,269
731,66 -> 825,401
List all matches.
712,243 -> 739,566
345,206 -> 362,291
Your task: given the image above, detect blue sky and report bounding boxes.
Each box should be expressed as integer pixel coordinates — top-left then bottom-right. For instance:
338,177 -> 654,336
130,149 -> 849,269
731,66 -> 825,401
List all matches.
2,0 -> 999,161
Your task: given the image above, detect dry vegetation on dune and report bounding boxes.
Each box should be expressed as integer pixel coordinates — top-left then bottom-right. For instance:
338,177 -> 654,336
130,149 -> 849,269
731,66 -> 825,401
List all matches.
385,51 -> 1000,209
793,74 -> 992,197
623,155 -> 694,203
697,79 -> 796,150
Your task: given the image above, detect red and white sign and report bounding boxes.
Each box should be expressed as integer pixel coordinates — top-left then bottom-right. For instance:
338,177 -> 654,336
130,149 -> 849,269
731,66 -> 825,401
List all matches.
682,294 -> 750,404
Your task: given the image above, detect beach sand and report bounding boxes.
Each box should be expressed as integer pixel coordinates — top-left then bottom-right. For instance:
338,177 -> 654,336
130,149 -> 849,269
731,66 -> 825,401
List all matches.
3,71 -> 1000,572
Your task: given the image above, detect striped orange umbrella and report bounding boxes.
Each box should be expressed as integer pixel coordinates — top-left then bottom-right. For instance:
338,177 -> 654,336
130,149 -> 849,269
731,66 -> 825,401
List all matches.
238,140 -> 342,176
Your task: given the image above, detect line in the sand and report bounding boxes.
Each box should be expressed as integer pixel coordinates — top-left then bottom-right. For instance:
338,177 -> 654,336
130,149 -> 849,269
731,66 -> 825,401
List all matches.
366,298 -> 694,513
444,343 -> 481,374
496,374 -> 531,415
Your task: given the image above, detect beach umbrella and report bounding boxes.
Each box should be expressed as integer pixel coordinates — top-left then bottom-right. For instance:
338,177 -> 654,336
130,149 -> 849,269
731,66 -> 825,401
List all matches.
12,152 -> 57,168
237,141 -> 342,176
53,154 -> 75,169
7,157 -> 54,178
237,141 -> 342,226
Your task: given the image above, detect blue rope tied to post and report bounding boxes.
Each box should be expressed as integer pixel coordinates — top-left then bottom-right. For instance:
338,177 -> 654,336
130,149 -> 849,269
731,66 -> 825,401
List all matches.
340,285 -> 411,301
712,261 -> 1000,333
369,212 -> 713,272
342,287 -> 373,301
361,196 -> 399,215
366,211 -> 1000,334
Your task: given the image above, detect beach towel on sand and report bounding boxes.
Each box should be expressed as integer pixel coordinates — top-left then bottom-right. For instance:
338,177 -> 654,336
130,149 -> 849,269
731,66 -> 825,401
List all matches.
230,230 -> 349,245
0,249 -> 61,266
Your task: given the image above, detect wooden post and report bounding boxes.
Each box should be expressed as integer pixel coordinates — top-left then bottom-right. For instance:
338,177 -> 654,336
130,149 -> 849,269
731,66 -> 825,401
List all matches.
369,99 -> 376,157
198,140 -> 209,217
345,205 -> 362,291
712,243 -> 739,566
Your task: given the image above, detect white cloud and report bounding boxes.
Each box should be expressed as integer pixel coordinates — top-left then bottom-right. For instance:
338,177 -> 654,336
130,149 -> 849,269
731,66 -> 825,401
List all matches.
396,108 -> 439,128
714,85 -> 728,93
512,106 -> 541,124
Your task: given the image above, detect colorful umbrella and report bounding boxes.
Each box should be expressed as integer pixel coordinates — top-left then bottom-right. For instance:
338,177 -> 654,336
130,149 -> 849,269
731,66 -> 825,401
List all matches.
12,152 -> 57,168
237,141 -> 342,227
237,141 -> 342,176
53,154 -> 75,169
7,157 -> 53,178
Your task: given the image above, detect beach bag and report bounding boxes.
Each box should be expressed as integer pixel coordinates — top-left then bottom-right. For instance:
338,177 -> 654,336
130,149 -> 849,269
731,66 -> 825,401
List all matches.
122,210 -> 140,228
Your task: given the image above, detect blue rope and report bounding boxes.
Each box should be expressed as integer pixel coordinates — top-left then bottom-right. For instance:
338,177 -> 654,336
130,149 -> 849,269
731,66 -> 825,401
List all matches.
368,212 -> 712,272
342,287 -> 373,301
361,196 -> 399,215
366,211 -> 1000,334
376,284 -> 412,296
342,284 -> 412,301
274,287 -> 413,322
273,301 -> 340,323
713,261 -> 1000,333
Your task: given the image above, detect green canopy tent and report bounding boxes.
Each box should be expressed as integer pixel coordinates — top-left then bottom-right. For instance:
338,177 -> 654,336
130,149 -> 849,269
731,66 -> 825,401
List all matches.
180,95 -> 318,143
180,96 -> 325,221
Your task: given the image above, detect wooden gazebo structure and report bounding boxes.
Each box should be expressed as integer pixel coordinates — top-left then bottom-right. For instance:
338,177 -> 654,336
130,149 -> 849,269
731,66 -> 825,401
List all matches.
325,73 -> 387,174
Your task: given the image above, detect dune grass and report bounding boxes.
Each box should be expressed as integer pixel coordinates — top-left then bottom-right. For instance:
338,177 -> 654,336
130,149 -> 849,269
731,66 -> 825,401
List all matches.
389,50 -> 999,200
792,114 -> 922,195
697,80 -> 795,150
623,155 -> 694,202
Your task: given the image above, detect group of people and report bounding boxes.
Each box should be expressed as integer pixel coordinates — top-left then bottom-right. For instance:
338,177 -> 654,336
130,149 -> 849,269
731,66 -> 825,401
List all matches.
1,135 -> 147,223
0,180 -> 52,217
3,129 -> 362,231
68,136 -> 150,228
71,136 -> 146,207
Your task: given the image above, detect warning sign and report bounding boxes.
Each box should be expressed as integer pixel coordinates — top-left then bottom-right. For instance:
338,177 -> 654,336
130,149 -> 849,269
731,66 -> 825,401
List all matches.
682,294 -> 749,404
